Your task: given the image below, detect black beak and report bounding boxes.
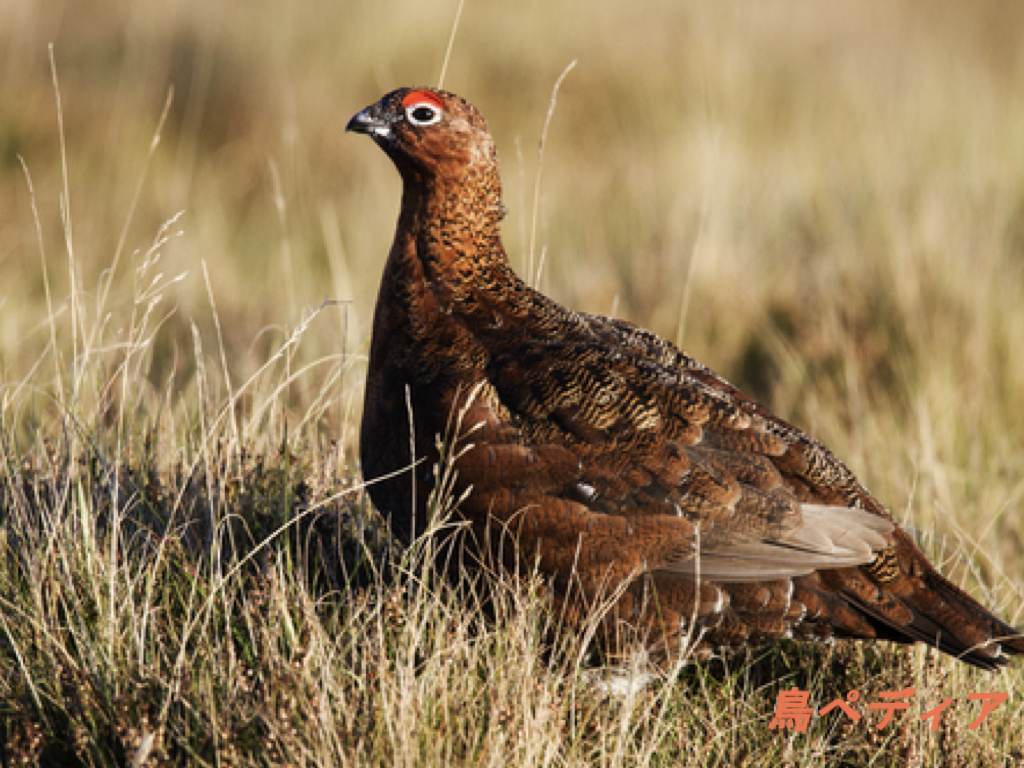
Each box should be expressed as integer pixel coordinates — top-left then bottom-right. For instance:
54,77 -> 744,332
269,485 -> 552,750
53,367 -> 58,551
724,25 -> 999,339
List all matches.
346,104 -> 392,139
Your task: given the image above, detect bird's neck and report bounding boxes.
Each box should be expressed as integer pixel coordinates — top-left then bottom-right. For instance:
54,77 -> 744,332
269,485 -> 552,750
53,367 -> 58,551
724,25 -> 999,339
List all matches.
387,163 -> 524,316
369,161 -> 580,386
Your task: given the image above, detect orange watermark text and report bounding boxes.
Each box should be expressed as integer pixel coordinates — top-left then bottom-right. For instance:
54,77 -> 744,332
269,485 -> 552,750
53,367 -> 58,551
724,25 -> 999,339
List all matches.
769,687 -> 1008,733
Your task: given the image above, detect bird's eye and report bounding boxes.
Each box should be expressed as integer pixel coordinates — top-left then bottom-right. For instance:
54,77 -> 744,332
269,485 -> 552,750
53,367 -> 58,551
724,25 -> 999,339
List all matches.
405,103 -> 442,127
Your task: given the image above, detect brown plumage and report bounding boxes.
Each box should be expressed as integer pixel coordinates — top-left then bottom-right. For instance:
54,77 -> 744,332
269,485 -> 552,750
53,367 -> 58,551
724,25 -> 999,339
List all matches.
347,86 -> 1023,670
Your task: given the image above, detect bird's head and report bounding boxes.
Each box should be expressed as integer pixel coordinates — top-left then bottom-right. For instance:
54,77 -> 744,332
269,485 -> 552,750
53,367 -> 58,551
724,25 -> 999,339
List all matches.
347,87 -> 497,183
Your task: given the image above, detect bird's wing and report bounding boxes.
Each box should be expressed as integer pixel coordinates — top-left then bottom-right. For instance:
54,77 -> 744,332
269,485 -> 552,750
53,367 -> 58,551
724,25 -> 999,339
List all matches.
463,337 -> 893,582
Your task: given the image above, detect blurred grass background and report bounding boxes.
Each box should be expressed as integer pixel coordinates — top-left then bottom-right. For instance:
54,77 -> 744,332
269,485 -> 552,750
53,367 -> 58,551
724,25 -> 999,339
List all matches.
2,0 -> 1024,764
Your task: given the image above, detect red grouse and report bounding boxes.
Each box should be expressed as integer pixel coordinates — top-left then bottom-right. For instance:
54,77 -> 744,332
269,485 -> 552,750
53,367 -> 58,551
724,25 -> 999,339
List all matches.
347,86 -> 1023,669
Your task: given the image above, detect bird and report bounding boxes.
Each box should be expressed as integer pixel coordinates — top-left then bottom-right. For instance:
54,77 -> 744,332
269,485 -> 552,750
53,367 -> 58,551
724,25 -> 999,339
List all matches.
346,86 -> 1023,671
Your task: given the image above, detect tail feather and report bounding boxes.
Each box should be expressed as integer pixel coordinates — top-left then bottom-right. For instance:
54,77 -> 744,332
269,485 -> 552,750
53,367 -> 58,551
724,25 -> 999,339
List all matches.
839,530 -> 1023,670
788,526 -> 1023,671
843,588 -> 1006,671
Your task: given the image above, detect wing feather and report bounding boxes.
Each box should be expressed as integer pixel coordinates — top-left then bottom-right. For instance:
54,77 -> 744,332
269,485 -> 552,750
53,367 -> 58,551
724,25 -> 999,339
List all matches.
657,504 -> 893,581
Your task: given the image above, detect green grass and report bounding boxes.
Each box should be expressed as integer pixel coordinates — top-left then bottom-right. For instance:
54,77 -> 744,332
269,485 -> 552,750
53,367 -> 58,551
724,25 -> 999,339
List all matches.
2,0 -> 1024,765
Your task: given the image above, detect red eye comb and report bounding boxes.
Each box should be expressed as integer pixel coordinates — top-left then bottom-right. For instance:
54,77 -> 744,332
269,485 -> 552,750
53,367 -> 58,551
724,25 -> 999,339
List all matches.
402,90 -> 444,110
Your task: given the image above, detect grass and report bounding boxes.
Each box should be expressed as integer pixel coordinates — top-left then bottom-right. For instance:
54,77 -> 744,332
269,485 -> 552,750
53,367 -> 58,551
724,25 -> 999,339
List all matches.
2,0 -> 1024,765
